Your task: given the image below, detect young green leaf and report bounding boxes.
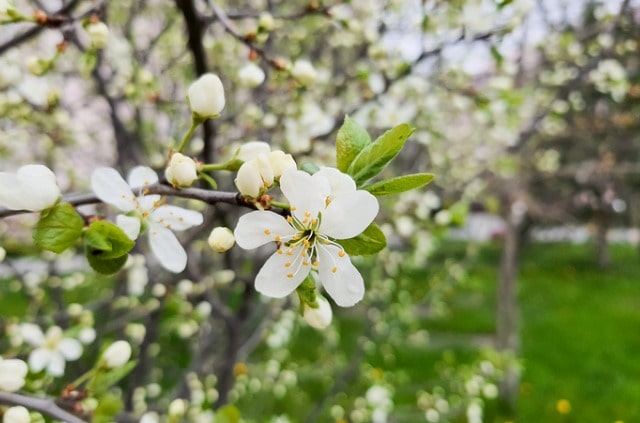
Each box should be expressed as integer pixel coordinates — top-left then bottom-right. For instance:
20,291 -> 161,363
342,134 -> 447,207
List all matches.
363,173 -> 435,196
216,405 -> 241,423
88,361 -> 138,395
347,123 -> 415,185
336,222 -> 386,256
92,393 -> 124,423
336,116 -> 371,173
84,221 -> 135,275
33,202 -> 84,253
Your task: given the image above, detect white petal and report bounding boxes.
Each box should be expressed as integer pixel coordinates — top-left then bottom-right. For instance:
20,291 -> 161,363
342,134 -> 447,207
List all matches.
151,205 -> 203,231
280,170 -> 329,222
234,211 -> 296,249
315,167 -> 355,197
320,190 -> 379,239
235,161 -> 263,198
58,338 -> 83,361
20,323 -> 45,347
137,194 -> 162,211
117,214 -> 141,240
91,167 -> 136,212
255,245 -> 310,298
28,348 -> 50,373
46,351 -> 66,377
148,225 -> 187,273
128,166 -> 158,190
0,172 -> 26,210
17,165 -> 61,211
317,244 -> 364,307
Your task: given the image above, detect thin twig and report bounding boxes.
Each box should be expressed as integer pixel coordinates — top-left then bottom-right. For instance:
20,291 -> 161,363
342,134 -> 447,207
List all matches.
0,391 -> 87,423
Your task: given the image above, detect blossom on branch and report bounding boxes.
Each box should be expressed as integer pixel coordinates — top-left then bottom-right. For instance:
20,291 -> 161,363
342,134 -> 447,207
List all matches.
2,406 -> 30,423
0,164 -> 60,211
0,358 -> 28,391
91,166 -> 203,273
303,295 -> 333,329
234,168 -> 378,307
21,324 -> 82,377
165,152 -> 198,187
187,73 -> 225,119
235,150 -> 296,198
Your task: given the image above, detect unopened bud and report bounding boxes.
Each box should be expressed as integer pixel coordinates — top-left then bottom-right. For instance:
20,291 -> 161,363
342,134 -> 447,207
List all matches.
291,59 -> 317,86
165,153 -> 198,187
303,296 -> 333,329
187,73 -> 225,119
3,406 -> 30,423
235,155 -> 274,198
267,151 -> 297,178
168,399 -> 188,417
258,12 -> 275,32
87,21 -> 109,49
238,63 -> 266,88
101,340 -> 132,368
208,227 -> 235,253
236,141 -> 271,162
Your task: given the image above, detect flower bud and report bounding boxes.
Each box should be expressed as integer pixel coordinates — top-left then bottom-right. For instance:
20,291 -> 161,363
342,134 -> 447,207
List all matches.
101,340 -> 132,368
208,227 -> 235,253
291,59 -> 317,86
0,164 -> 60,211
87,21 -> 109,49
0,358 -> 28,392
258,12 -> 275,32
187,73 -> 225,119
236,141 -> 271,162
303,296 -> 333,329
3,406 -> 30,423
267,151 -> 297,178
238,63 -> 266,88
165,153 -> 198,187
168,399 -> 188,417
235,155 -> 274,198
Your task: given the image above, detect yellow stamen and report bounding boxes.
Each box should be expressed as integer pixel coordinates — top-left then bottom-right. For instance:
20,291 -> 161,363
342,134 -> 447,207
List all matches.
143,188 -> 150,195
264,229 -> 271,235
287,216 -> 293,223
277,249 -> 283,255
303,261 -> 309,266
338,250 -> 345,258
291,207 -> 297,211
275,235 -> 281,242
287,273 -> 294,278
285,262 -> 292,268
332,266 -> 337,273
313,260 -> 319,266
311,219 -> 317,225
305,211 -> 311,217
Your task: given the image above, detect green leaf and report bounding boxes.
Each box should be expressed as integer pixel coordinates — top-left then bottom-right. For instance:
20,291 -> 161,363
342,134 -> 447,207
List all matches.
336,116 -> 371,173
216,405 -> 241,423
33,202 -> 84,253
88,361 -> 138,395
347,123 -> 415,185
496,0 -> 514,9
363,173 -> 435,196
92,393 -> 124,423
336,222 -> 386,256
84,221 -> 135,275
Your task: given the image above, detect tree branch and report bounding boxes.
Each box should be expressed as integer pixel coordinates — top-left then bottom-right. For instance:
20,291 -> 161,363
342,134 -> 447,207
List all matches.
0,391 -> 87,423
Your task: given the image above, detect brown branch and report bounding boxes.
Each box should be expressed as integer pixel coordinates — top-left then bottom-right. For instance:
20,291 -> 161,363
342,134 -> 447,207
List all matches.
0,391 -> 87,423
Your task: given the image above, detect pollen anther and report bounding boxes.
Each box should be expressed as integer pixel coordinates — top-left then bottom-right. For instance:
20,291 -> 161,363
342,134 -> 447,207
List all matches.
264,229 -> 271,235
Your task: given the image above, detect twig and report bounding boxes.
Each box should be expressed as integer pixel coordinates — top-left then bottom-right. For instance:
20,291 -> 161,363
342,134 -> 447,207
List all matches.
0,391 -> 87,423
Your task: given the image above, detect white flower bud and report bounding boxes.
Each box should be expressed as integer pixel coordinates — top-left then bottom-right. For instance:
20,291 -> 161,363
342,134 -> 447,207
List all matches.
238,63 -> 266,88
291,59 -> 317,86
0,358 -> 28,392
235,155 -> 274,198
101,340 -> 132,368
258,12 -> 275,31
303,296 -> 333,329
187,73 -> 225,119
168,399 -> 188,417
87,22 -> 109,49
267,151 -> 297,178
3,406 -> 30,423
165,153 -> 198,187
236,141 -> 271,162
0,164 -> 60,211
208,227 -> 235,253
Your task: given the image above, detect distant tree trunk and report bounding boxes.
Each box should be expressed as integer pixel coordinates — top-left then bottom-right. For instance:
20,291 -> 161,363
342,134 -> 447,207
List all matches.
496,202 -> 526,411
595,210 -> 611,268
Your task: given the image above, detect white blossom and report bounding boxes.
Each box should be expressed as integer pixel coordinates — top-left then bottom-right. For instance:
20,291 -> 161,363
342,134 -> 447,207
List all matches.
91,166 -> 203,273
208,227 -> 236,253
0,358 -> 28,391
291,59 -> 317,86
235,155 -> 274,198
238,63 -> 266,87
303,296 -> 333,329
0,165 -> 60,211
187,73 -> 225,119
22,325 -> 82,377
234,168 -> 378,306
165,152 -> 198,187
3,406 -> 30,423
101,340 -> 132,368
87,21 -> 109,48
258,12 -> 275,31
267,151 -> 297,177
236,141 -> 271,162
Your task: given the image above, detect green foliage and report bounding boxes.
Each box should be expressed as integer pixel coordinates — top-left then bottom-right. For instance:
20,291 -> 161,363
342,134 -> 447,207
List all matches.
84,221 -> 135,274
296,274 -> 318,309
88,361 -> 138,395
336,116 -> 371,173
92,393 -> 125,423
33,202 -> 84,253
347,123 -> 415,186
215,405 -> 241,423
336,222 -> 386,256
363,173 -> 435,196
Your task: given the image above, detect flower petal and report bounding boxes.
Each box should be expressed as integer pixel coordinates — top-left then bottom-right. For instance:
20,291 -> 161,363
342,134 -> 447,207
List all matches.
314,167 -> 355,198
148,225 -> 187,273
234,211 -> 296,249
58,338 -> 83,361
117,214 -> 141,240
317,244 -> 364,307
46,351 -> 66,377
128,166 -> 158,190
91,167 -> 136,212
151,205 -> 203,231
18,165 -> 61,211
28,348 -> 50,373
320,190 -> 379,239
280,170 -> 329,222
0,172 -> 26,210
255,245 -> 310,298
